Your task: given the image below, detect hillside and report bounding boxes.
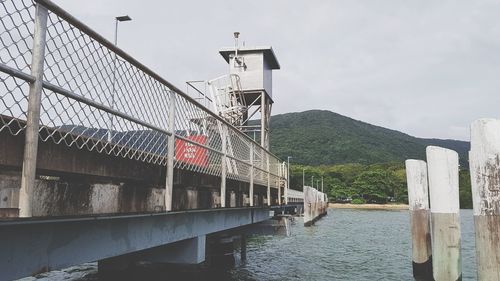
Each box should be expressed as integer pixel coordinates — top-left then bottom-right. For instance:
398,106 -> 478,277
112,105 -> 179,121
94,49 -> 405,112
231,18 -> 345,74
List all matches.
268,110 -> 469,167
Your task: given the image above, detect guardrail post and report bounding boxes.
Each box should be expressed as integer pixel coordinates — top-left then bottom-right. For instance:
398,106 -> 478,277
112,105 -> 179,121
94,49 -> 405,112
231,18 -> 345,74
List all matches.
220,126 -> 227,208
165,91 -> 176,212
285,163 -> 289,205
426,146 -> 461,281
469,119 -> 500,281
267,154 -> 271,206
18,4 -> 49,218
249,143 -> 254,207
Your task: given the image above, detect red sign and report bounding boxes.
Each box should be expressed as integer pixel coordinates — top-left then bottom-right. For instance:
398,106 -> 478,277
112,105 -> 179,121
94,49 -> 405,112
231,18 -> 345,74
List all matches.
175,135 -> 208,167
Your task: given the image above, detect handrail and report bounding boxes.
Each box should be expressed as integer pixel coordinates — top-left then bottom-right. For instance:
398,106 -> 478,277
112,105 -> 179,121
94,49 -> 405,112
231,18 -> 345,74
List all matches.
33,0 -> 281,161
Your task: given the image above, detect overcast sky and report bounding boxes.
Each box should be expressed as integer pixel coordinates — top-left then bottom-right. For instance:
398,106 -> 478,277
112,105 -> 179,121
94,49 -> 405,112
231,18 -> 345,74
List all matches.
53,0 -> 500,141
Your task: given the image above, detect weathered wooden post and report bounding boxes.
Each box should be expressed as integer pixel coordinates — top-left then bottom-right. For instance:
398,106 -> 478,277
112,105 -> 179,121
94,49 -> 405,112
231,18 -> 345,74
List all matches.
426,146 -> 461,281
469,118 -> 500,280
405,159 -> 433,280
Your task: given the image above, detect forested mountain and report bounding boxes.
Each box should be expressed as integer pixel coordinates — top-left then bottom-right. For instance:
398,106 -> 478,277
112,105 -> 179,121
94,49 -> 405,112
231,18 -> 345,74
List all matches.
268,110 -> 470,167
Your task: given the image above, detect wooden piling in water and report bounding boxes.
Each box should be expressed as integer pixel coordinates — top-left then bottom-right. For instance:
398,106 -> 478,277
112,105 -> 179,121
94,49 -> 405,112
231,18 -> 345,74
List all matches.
469,119 -> 500,281
426,146 -> 461,281
405,159 -> 433,280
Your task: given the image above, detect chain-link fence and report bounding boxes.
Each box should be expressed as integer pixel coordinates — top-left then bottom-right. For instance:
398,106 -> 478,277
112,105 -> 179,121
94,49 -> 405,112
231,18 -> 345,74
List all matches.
0,0 -> 284,191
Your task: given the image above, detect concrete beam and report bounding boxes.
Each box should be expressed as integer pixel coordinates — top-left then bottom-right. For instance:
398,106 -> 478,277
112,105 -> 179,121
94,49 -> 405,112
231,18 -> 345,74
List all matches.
0,207 -> 270,281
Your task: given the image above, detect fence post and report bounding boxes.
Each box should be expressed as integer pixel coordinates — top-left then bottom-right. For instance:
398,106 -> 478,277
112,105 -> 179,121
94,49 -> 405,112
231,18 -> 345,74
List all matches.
405,159 -> 433,280
165,91 -> 176,212
18,4 -> 49,218
426,146 -> 461,281
278,163 -> 282,205
220,126 -> 227,208
469,119 -> 500,281
249,143 -> 254,207
267,154 -> 271,206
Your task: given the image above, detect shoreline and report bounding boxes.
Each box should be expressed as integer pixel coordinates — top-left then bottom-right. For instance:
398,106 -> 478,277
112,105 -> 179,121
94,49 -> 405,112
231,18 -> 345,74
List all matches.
329,203 -> 408,210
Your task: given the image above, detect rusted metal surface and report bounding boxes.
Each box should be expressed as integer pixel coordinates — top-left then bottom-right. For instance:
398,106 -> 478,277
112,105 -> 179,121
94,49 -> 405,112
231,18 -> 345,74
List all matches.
0,208 -> 19,218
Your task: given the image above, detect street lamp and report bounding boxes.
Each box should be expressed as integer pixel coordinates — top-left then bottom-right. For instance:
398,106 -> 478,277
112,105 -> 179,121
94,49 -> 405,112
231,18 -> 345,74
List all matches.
115,15 -> 132,45
108,15 -> 132,142
321,176 -> 324,193
311,175 -> 314,189
286,156 -> 292,204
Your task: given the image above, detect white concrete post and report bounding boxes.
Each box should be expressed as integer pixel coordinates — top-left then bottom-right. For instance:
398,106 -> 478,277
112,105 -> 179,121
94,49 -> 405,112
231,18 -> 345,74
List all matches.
405,159 -> 432,280
426,146 -> 461,281
278,184 -> 282,205
469,118 -> 500,281
165,91 -> 176,212
220,127 -> 227,208
19,4 -> 48,217
249,143 -> 254,207
267,154 -> 271,206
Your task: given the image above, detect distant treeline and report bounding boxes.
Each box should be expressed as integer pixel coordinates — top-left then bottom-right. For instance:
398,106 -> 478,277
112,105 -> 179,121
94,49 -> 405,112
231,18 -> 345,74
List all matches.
289,163 -> 473,209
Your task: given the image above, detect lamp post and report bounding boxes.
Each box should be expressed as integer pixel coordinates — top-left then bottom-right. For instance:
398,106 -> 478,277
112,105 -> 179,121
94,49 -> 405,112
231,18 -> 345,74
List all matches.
114,15 -> 132,45
286,156 -> 292,204
108,15 -> 132,142
302,168 -> 305,189
311,176 -> 314,189
321,176 -> 324,193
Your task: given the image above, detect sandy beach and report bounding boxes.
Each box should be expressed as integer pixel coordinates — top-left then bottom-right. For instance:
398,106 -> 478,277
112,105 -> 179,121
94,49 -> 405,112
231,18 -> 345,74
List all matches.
329,203 -> 408,210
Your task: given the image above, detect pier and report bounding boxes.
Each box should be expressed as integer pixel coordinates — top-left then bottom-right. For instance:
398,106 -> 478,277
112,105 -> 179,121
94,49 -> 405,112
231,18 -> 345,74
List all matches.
0,0 -> 332,280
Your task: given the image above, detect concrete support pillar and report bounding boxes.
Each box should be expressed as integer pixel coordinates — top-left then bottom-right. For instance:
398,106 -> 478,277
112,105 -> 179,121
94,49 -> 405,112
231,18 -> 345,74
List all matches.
427,146 -> 461,281
19,4 -> 48,218
405,159 -> 433,280
469,119 -> 500,281
165,91 -> 176,212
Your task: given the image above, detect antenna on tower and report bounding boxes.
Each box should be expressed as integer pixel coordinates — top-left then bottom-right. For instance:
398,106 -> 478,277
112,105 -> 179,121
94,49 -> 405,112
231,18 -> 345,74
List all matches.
233,32 -> 244,68
234,32 -> 240,58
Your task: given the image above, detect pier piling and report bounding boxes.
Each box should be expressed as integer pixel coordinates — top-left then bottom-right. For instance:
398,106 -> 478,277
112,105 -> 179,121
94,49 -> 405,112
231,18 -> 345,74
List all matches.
469,119 -> 500,281
426,146 -> 461,281
405,159 -> 433,280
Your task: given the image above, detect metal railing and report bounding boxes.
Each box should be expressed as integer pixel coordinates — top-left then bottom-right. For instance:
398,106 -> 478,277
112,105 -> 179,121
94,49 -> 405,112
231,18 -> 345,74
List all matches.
0,0 -> 286,214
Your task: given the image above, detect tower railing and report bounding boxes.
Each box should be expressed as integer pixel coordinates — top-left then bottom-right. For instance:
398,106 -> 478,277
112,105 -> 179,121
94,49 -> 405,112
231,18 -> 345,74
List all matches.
0,0 -> 286,212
